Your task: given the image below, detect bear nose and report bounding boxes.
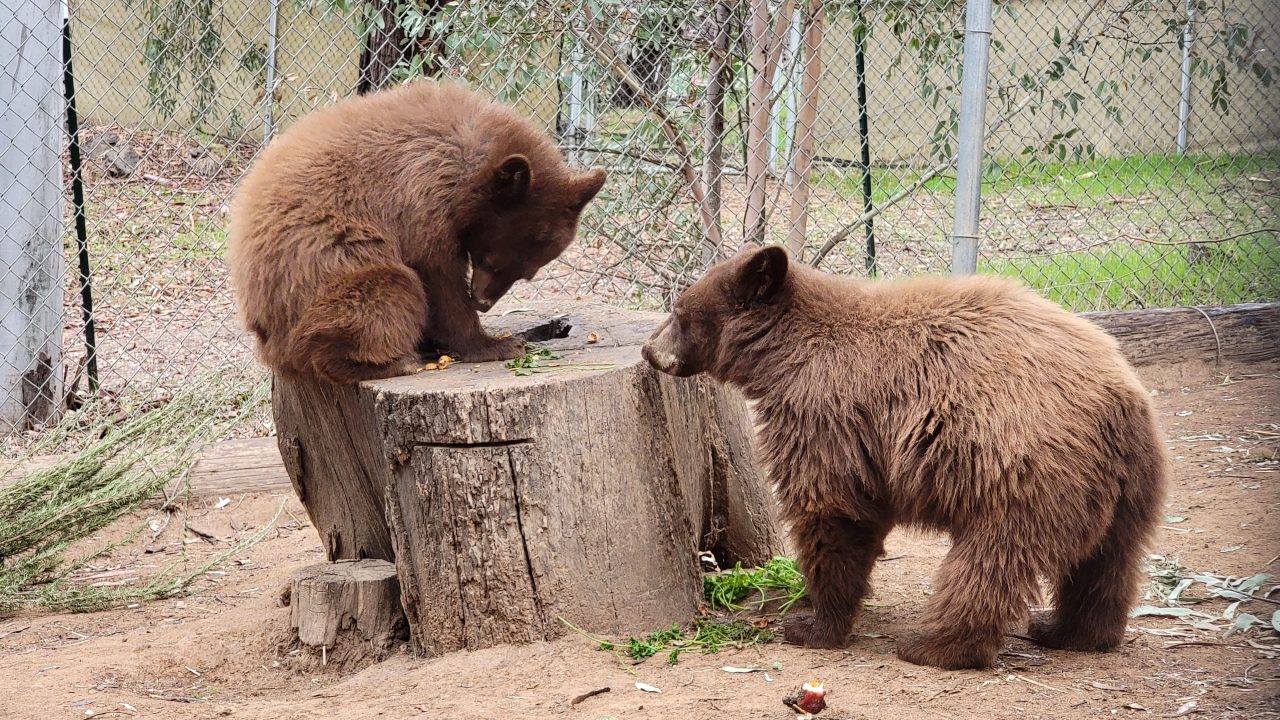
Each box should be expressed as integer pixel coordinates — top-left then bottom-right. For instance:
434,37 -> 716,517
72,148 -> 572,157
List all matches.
471,296 -> 495,312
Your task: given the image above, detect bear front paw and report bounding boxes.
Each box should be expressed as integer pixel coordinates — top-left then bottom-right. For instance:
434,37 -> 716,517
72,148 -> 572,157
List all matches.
782,612 -> 847,649
454,335 -> 527,363
895,631 -> 995,670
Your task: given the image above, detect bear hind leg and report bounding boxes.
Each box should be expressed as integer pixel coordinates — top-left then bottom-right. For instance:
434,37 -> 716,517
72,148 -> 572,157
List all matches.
783,514 -> 889,649
1029,496 -> 1155,651
288,263 -> 427,384
897,528 -> 1039,670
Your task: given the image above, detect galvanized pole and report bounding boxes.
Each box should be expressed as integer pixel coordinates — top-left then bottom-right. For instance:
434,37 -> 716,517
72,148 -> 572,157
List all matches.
949,0 -> 993,275
261,0 -> 280,142
1,0 -> 65,428
566,15 -> 586,165
1175,0 -> 1196,155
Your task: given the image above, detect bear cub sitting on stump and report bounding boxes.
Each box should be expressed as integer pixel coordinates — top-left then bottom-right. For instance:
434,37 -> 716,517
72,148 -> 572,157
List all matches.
642,246 -> 1167,670
228,80 -> 606,384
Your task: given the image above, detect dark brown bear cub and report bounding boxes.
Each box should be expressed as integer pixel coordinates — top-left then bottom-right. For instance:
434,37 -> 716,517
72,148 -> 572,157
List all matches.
642,246 -> 1167,670
228,80 -> 606,384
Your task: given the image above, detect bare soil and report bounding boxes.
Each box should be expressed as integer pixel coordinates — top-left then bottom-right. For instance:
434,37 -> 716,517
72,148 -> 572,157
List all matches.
1,361 -> 1277,720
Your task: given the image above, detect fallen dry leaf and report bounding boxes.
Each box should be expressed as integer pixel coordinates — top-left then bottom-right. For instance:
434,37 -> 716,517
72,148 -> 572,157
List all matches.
586,331 -> 600,344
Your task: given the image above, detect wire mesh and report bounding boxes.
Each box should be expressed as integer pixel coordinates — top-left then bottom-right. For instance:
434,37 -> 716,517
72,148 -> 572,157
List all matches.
0,0 -> 1277,449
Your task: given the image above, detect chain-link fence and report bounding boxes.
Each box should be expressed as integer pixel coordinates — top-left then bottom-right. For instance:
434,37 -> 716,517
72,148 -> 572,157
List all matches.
2,0 -> 1277,448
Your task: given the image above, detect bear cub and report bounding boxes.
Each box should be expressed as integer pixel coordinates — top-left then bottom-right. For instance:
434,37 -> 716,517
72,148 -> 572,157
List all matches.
643,246 -> 1168,670
228,80 -> 606,384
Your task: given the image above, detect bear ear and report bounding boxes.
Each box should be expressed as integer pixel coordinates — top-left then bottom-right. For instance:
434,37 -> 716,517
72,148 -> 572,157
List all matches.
573,168 -> 607,208
735,245 -> 789,304
494,154 -> 531,202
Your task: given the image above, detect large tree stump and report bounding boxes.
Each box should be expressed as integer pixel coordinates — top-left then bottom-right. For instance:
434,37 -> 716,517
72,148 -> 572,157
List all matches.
273,300 -> 782,656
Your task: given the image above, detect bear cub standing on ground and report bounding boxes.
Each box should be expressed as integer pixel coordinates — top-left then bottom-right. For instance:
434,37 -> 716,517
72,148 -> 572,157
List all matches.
643,246 -> 1168,670
228,80 -> 606,383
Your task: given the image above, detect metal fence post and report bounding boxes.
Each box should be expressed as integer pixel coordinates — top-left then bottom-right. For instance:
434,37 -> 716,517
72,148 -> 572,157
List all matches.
1,0 -> 66,430
566,15 -> 586,166
1176,0 -> 1196,155
262,0 -> 281,142
950,0 -> 994,276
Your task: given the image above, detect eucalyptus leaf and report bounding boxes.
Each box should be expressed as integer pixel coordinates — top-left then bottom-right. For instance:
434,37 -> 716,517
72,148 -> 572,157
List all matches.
1131,605 -> 1195,618
1224,613 -> 1261,638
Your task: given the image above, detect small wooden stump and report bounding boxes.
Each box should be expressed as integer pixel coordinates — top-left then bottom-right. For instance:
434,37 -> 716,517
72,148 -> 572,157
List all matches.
273,300 -> 782,656
289,559 -> 408,664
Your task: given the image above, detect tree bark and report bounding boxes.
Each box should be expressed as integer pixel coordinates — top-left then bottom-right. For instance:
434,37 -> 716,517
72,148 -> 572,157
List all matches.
272,300 -> 782,655
1,0 -> 64,431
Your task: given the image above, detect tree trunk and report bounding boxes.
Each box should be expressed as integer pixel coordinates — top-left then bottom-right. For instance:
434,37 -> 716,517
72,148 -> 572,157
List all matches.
743,0 -> 796,248
786,1 -> 825,256
613,42 -> 672,108
356,0 -> 447,94
273,300 -> 782,655
743,0 -> 772,247
701,1 -> 733,268
1,0 -> 64,431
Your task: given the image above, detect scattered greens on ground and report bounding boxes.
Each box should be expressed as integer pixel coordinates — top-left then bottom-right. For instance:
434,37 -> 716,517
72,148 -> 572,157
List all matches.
561,616 -> 774,666
558,557 -> 808,666
704,556 -> 807,612
0,371 -> 272,615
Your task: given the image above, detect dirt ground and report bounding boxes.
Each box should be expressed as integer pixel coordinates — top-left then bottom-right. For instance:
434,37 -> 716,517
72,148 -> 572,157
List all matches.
1,360 -> 1277,720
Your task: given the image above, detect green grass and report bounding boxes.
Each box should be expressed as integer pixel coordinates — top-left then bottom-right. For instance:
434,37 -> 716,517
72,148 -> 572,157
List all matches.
980,152 -> 1280,204
814,151 -> 1280,207
984,235 -> 1280,310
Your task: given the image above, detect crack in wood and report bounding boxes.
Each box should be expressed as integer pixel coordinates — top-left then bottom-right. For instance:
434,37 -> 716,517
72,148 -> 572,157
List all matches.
411,438 -> 534,450
506,448 -> 544,627
407,435 -> 532,445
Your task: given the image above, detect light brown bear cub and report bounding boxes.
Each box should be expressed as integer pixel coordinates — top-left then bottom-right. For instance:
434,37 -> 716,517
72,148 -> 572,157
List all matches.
643,246 -> 1167,670
228,80 -> 606,384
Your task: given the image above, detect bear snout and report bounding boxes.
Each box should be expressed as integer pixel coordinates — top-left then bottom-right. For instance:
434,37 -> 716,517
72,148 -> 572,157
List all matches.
642,321 -> 684,375
641,342 -> 680,374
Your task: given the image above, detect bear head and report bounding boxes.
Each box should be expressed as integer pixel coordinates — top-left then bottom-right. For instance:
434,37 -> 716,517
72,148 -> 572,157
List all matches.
463,155 -> 607,311
643,244 -> 790,378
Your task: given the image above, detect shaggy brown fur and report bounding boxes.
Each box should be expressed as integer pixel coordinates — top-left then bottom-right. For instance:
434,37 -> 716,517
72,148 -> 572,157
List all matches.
228,80 -> 606,383
642,246 -> 1168,670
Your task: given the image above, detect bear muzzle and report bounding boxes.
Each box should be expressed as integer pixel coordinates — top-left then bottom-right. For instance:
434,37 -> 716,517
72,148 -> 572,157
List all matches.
642,320 -> 688,376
